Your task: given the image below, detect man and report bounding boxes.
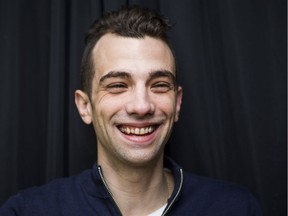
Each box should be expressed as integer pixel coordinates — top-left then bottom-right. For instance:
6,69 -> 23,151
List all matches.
1,6 -> 261,216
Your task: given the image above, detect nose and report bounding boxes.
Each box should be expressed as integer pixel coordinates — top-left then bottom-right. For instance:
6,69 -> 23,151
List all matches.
125,87 -> 155,116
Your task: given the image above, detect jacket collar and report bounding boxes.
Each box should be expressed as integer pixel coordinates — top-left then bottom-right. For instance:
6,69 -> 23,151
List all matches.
83,156 -> 184,203
163,157 -> 184,214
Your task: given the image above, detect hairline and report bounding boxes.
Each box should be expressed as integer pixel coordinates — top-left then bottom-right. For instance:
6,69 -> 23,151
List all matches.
87,33 -> 177,99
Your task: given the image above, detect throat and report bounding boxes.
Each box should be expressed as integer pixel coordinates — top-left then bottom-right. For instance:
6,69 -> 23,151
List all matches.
99,166 -> 173,216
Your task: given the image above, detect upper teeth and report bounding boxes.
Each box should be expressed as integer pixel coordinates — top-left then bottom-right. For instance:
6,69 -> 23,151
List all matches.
120,126 -> 154,135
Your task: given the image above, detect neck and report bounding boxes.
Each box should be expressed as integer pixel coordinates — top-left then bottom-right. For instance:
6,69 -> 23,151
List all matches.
98,156 -> 173,216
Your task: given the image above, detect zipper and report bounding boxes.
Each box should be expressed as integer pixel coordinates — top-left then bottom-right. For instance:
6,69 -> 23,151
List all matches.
161,168 -> 184,216
97,166 -> 123,215
97,166 -> 183,216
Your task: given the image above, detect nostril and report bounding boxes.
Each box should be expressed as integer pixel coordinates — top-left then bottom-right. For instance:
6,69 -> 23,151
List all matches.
125,95 -> 155,116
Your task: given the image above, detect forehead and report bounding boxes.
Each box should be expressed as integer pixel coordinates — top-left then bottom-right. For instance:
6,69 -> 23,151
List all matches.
91,34 -> 175,79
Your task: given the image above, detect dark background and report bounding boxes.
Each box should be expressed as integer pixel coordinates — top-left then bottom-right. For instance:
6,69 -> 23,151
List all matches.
0,0 -> 286,215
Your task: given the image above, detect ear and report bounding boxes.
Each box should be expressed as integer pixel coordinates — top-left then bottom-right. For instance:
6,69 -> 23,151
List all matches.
174,86 -> 183,122
75,90 -> 93,124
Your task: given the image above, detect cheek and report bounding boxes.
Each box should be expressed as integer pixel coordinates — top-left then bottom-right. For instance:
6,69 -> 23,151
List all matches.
95,94 -> 127,116
153,95 -> 176,114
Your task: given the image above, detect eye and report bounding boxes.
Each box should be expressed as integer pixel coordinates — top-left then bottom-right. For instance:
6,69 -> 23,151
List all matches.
106,83 -> 128,94
151,82 -> 173,93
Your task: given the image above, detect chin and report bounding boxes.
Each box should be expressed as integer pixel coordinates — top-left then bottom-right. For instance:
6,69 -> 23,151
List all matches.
119,150 -> 163,168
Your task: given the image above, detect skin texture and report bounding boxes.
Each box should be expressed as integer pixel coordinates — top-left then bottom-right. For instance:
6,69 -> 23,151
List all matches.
75,33 -> 182,215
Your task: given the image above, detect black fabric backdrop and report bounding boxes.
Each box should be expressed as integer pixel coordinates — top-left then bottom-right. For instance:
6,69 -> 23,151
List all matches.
0,0 -> 286,215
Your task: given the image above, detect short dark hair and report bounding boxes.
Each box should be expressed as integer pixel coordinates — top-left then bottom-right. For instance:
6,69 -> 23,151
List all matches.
80,6 -> 174,98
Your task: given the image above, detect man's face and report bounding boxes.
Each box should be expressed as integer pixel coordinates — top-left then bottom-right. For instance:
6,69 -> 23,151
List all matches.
76,34 -> 182,166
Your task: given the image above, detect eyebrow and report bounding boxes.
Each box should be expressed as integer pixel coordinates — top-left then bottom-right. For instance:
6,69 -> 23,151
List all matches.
149,70 -> 178,89
98,70 -> 177,86
148,70 -> 176,84
99,71 -> 131,85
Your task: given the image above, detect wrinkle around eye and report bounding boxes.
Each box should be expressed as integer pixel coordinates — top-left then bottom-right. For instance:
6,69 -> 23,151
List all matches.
151,82 -> 174,93
105,82 -> 128,94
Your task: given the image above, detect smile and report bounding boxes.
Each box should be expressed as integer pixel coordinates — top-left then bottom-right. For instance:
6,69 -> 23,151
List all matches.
119,126 -> 156,135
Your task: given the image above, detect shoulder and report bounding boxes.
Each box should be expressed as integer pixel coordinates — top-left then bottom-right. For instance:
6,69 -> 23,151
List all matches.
182,171 -> 257,202
165,157 -> 262,215
21,169 -> 91,198
183,171 -> 250,196
0,169 -> 92,216
175,171 -> 262,215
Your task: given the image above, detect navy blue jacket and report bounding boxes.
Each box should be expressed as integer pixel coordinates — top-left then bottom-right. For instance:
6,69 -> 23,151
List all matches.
0,158 -> 262,215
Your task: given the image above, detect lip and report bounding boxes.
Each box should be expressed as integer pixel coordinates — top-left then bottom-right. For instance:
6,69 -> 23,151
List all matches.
115,122 -> 160,145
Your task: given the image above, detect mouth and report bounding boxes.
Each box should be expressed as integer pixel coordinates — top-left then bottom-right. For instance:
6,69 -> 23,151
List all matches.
118,125 -> 158,136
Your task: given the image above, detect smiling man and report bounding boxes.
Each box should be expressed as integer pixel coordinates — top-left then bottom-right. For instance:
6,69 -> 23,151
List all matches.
74,28 -> 182,215
1,6 -> 262,216
75,34 -> 181,169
